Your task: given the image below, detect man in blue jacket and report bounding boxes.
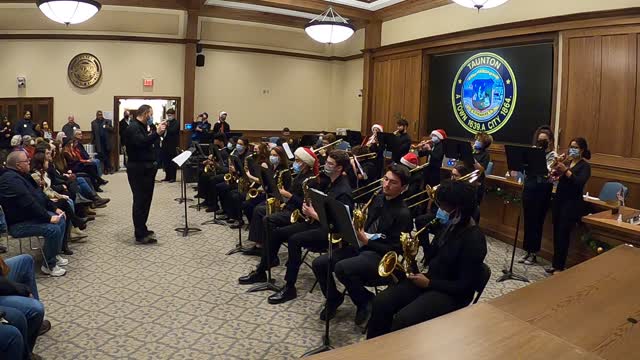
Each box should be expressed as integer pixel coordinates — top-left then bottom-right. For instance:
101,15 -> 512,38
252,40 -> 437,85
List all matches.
0,151 -> 67,276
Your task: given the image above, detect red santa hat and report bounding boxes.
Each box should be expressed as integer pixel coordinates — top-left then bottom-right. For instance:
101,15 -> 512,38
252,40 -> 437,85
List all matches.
294,147 -> 320,176
371,124 -> 383,133
400,152 -> 419,169
430,129 -> 447,140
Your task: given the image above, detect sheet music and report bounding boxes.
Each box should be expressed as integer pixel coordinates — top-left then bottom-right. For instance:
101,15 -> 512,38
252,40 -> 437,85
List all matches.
172,150 -> 192,167
283,143 -> 294,159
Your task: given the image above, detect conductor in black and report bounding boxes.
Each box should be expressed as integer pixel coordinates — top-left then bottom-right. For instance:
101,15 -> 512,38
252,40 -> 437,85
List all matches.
124,104 -> 167,244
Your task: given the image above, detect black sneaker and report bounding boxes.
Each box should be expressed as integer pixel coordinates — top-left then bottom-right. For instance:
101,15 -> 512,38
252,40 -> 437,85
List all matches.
320,295 -> 344,321
517,252 -> 532,264
238,270 -> 267,285
524,254 -> 537,265
354,301 -> 373,326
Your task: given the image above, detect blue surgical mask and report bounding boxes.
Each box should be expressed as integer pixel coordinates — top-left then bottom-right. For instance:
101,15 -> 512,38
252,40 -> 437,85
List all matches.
569,148 -> 580,158
227,142 -> 233,150
474,140 -> 483,150
269,155 -> 279,166
236,145 -> 245,153
435,208 -> 450,224
292,162 -> 302,174
148,116 -> 154,124
431,136 -> 440,144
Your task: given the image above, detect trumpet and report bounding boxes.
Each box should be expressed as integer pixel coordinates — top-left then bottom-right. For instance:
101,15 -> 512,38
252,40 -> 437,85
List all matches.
410,138 -> 433,150
223,173 -> 236,184
549,153 -> 569,181
393,129 -> 400,136
378,232 -> 421,283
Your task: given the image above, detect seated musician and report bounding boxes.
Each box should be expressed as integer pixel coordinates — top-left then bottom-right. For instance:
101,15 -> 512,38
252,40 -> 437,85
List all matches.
472,131 -> 492,204
316,134 -> 336,166
347,145 -> 377,190
276,127 -> 299,150
366,179 -> 487,339
239,150 -> 352,306
197,133 -> 229,213
243,147 -> 318,256
312,164 -> 412,325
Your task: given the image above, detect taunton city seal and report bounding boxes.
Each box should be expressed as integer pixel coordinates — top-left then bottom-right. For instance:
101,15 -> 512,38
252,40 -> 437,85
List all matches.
68,53 -> 102,89
451,52 -> 516,135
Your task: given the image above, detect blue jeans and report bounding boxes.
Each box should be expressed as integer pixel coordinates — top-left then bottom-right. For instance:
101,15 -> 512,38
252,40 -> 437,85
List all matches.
92,158 -> 102,177
0,306 -> 27,359
76,176 -> 95,199
6,255 -> 39,300
9,212 -> 65,268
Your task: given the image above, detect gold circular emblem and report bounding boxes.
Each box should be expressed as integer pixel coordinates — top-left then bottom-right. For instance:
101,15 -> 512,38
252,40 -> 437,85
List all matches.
68,53 -> 102,89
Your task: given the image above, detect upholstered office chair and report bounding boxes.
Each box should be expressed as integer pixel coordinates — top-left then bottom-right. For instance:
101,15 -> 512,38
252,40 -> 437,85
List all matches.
598,182 -> 629,202
485,161 -> 494,176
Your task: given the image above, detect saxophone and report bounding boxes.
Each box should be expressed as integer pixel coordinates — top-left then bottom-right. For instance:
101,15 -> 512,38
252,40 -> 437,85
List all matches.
290,174 -> 318,224
353,188 -> 380,232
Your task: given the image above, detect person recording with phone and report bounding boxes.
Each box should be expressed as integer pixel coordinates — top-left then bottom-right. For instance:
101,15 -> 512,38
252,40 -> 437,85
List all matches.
123,104 -> 167,245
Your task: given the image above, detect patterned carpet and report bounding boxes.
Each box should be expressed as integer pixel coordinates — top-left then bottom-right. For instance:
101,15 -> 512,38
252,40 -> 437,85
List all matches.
2,170 -> 549,359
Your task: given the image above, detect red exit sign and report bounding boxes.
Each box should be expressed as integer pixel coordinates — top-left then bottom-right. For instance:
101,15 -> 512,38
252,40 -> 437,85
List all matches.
143,78 -> 154,87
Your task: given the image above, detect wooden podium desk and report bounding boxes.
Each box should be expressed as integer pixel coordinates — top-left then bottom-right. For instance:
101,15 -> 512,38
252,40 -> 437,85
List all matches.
582,207 -> 640,246
310,245 -> 640,360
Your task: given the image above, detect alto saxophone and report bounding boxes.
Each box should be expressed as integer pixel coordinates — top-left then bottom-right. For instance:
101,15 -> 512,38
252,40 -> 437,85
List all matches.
291,174 -> 318,224
353,188 -> 380,232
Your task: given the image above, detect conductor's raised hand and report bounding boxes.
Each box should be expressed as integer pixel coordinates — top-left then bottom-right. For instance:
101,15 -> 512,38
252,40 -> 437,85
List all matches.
156,121 -> 167,135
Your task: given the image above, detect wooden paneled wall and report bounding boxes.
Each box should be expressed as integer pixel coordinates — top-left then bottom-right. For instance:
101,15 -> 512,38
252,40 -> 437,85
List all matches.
560,26 -> 640,207
370,51 -> 423,140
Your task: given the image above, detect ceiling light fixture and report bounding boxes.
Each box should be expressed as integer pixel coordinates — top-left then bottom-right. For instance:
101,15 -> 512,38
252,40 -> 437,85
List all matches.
452,0 -> 510,10
305,7 -> 354,44
37,0 -> 102,26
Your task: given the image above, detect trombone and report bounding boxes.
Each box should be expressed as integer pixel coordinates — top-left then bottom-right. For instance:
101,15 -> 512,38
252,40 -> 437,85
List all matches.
353,162 -> 429,201
406,169 -> 483,209
312,139 -> 342,154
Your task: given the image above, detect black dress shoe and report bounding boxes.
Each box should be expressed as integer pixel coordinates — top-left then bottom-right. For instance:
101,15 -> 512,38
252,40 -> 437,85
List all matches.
354,301 -> 373,326
205,207 -> 217,213
62,248 -> 74,256
241,245 -> 262,257
215,209 -> 226,216
320,295 -> 344,321
268,285 -> 297,305
135,235 -> 157,245
238,270 -> 267,285
38,320 -> 51,336
95,187 -> 104,193
168,179 -> 176,183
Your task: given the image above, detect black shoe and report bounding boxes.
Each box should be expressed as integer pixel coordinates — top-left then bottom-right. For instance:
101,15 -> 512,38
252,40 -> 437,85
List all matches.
168,180 -> 176,183
86,216 -> 96,222
524,254 -> 538,265
145,230 -> 156,239
544,266 -> 557,274
354,300 -> 373,326
38,319 -> 51,336
517,252 -> 532,264
320,295 -> 344,321
95,187 -> 104,193
98,179 -> 109,186
94,198 -> 110,207
135,235 -> 157,245
230,221 -> 244,229
238,270 -> 267,285
62,248 -> 74,256
217,214 -> 229,221
161,178 -> 170,182
0,245 -> 6,254
268,285 -> 297,305
215,209 -> 225,216
241,245 -> 262,257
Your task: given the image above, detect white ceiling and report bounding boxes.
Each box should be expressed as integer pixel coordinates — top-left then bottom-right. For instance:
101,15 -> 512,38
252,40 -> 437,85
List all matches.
205,0 -> 407,20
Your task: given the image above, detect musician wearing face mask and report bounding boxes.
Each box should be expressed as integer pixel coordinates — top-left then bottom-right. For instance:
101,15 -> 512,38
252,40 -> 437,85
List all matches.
239,150 -> 353,306
160,109 -> 180,183
546,137 -> 591,274
519,126 -> 557,265
471,132 -> 492,204
199,133 -> 231,214
242,147 -> 318,255
312,165 -> 412,325
213,111 -> 231,134
415,129 -> 447,187
367,180 -> 487,339
191,113 -> 211,143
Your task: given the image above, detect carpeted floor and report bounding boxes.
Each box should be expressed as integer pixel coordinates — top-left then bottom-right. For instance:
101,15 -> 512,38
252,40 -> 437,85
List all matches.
3,170 -> 549,359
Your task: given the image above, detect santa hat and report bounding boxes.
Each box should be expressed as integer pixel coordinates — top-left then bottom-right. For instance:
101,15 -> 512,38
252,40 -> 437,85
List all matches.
430,129 -> 447,140
400,152 -> 418,169
219,111 -> 227,117
371,124 -> 383,133
295,147 -> 320,176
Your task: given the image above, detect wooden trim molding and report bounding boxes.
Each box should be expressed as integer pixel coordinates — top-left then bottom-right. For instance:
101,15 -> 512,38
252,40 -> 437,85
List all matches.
201,44 -> 364,62
0,34 -> 196,44
374,0 -> 450,22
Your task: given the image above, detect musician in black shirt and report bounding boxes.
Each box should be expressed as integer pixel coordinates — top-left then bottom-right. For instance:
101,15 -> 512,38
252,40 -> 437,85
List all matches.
472,131 -> 492,204
313,164 -> 412,325
367,179 -> 487,339
123,104 -> 166,244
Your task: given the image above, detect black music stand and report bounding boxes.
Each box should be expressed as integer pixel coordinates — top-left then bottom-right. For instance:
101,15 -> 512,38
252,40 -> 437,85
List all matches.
173,150 -> 202,237
247,167 -> 284,293
302,192 -> 357,357
497,144 -> 547,283
443,138 -> 475,169
226,155 -> 250,255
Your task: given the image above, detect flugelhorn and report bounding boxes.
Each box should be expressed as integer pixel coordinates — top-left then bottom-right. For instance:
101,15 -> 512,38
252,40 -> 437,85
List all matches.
378,232 -> 421,283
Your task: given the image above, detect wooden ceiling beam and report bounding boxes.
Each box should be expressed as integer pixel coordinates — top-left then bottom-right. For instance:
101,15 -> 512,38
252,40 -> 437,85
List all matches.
374,0 -> 451,22
227,0 -> 373,22
200,5 -> 310,28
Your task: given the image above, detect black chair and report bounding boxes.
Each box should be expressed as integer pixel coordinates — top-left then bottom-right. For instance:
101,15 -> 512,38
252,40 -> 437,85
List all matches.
473,263 -> 491,304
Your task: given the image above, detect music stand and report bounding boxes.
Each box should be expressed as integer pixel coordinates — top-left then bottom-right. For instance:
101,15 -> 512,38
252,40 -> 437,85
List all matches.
300,135 -> 319,147
345,130 -> 363,147
172,150 -> 202,237
443,138 -> 475,169
247,167 -> 284,293
497,144 -> 547,283
302,193 -> 357,357
226,155 -> 250,255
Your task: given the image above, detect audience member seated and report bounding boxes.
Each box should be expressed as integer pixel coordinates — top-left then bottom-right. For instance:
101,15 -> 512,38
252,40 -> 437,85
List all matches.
22,136 -> 36,159
0,255 -> 48,359
62,137 -> 107,190
0,151 -> 69,276
73,129 -> 103,177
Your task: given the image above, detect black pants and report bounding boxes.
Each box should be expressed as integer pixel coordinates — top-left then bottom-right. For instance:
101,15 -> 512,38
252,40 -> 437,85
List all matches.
522,180 -> 553,253
248,204 -> 267,244
199,174 -> 225,209
243,196 -> 265,224
334,250 -> 384,308
256,211 -> 295,271
551,198 -> 579,270
162,148 -> 178,180
367,280 -> 466,339
97,150 -> 111,172
312,246 -> 357,306
126,161 -> 157,239
222,188 -> 243,220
